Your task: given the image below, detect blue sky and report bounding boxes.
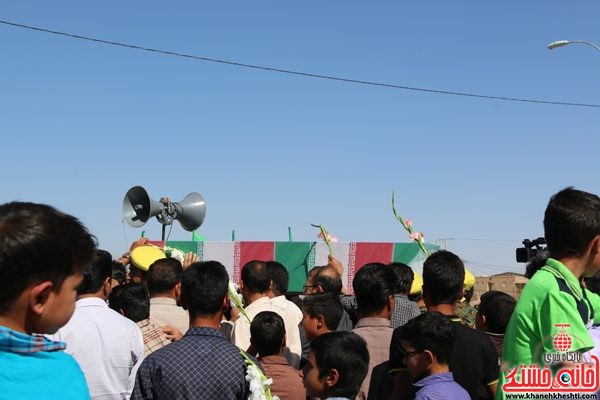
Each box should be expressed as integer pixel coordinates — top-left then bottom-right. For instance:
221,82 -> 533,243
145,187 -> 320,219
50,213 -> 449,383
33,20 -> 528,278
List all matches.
2,2 -> 599,276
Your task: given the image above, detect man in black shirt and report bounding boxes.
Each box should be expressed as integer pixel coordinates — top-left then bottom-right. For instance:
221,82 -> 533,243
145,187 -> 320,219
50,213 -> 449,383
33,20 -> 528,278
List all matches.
389,251 -> 499,400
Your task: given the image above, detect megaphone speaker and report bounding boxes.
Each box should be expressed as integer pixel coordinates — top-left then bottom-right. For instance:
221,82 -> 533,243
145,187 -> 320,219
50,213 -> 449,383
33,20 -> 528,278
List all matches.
174,192 -> 206,231
122,186 -> 163,227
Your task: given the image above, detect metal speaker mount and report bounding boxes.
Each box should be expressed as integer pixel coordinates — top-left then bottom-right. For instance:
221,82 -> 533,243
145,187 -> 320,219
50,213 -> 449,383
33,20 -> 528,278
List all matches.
122,186 -> 206,233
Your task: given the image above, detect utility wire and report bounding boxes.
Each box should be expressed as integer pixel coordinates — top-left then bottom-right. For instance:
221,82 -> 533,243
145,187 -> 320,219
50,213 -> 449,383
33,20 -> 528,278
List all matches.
452,238 -> 522,243
2,19 -> 600,109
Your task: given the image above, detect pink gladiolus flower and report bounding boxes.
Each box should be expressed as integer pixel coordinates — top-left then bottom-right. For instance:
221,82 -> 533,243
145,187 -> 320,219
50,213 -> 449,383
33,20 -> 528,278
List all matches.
409,232 -> 424,241
329,236 -> 338,243
405,219 -> 413,229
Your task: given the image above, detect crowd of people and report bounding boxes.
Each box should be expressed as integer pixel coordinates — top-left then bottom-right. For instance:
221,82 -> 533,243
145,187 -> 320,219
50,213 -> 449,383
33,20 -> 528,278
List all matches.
1,186 -> 600,400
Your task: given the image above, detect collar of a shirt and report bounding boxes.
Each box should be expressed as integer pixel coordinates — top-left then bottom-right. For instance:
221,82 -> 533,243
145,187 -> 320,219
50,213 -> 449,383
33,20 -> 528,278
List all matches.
149,297 -> 177,305
185,326 -> 226,339
412,372 -> 454,388
0,326 -> 66,353
76,297 -> 108,307
543,258 -> 583,300
245,296 -> 272,311
258,354 -> 289,366
354,316 -> 392,328
136,319 -> 152,329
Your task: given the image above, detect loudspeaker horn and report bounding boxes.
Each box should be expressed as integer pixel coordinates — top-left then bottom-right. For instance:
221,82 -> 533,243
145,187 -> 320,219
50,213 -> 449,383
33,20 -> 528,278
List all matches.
122,186 -> 163,228
173,192 -> 206,231
122,186 -> 207,232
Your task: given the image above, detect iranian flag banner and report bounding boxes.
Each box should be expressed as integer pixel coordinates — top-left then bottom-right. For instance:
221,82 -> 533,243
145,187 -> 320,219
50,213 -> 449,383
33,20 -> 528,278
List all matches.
155,241 -> 438,293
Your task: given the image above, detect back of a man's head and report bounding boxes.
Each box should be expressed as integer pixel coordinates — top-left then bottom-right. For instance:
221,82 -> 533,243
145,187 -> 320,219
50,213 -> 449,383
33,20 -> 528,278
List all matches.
544,187 -> 600,260
302,292 -> 344,331
422,250 -> 465,306
313,266 -> 343,294
77,249 -> 113,296
477,291 -> 516,334
397,311 -> 455,366
181,261 -> 228,318
0,202 -> 96,315
388,262 -> 414,295
266,261 -> 288,297
241,260 -> 270,294
352,263 -> 396,316
147,257 -> 183,296
250,311 -> 286,357
308,331 -> 369,399
108,282 -> 150,323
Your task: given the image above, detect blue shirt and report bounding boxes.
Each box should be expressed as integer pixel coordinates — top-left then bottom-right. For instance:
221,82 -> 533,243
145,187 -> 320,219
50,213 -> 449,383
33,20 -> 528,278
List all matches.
0,326 -> 89,400
413,372 -> 470,400
132,327 -> 249,400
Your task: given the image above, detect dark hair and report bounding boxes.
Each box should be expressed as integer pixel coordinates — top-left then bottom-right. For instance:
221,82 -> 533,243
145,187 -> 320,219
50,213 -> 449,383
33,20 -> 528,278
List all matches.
309,331 -> 369,398
352,263 -> 396,315
463,286 -> 474,303
241,260 -> 270,294
181,261 -> 228,317
585,272 -> 600,295
250,311 -> 285,357
77,250 -> 113,295
108,282 -> 149,322
544,187 -> 600,259
524,250 -> 549,279
408,292 -> 423,303
0,202 -> 96,313
422,250 -> 464,306
477,291 -> 516,334
266,261 -> 288,296
388,262 -> 414,294
397,311 -> 455,365
312,266 -> 343,294
302,292 -> 344,330
147,258 -> 183,295
111,261 -> 127,286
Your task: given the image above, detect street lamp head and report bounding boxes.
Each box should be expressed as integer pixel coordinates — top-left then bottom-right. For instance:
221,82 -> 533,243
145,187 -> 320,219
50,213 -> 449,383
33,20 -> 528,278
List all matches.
548,40 -> 570,50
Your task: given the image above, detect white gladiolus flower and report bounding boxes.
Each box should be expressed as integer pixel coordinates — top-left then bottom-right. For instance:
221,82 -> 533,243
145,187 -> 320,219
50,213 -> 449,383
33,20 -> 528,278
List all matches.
241,350 -> 279,400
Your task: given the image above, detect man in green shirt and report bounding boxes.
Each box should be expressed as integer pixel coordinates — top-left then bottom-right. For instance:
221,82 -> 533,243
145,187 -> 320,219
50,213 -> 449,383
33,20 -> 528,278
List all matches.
498,187 -> 600,399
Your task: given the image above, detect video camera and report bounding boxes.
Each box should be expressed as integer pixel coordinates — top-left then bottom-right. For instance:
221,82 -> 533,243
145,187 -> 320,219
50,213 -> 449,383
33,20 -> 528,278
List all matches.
515,237 -> 547,263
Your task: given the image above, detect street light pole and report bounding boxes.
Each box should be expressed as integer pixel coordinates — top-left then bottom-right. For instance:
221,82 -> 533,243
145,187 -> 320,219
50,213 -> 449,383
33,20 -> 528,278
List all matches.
548,40 -> 600,53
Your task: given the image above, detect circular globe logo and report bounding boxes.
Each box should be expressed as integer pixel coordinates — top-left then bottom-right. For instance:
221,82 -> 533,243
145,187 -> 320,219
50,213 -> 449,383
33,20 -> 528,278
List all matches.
559,372 -> 571,385
553,332 -> 572,352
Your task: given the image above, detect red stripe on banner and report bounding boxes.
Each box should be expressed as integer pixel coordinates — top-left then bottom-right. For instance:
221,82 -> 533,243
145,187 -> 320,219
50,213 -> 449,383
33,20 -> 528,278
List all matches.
353,242 -> 394,274
237,241 -> 275,282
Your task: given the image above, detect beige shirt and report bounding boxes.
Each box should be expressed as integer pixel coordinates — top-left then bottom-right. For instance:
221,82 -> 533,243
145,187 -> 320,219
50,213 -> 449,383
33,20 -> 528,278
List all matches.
149,297 -> 189,335
352,317 -> 394,400
232,296 -> 302,368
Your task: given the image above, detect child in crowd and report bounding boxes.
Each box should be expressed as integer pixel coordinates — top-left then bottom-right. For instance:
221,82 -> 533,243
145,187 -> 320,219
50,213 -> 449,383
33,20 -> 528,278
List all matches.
0,202 -> 97,399
302,292 -> 344,342
499,187 -> 600,399
250,311 -> 305,400
475,290 -> 516,360
300,331 -> 369,400
396,312 -> 470,400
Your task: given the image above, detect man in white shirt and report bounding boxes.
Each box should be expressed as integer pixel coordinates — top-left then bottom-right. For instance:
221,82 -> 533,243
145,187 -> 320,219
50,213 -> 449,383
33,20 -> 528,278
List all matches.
232,260 -> 302,368
266,261 -> 303,323
54,250 -> 144,400
147,258 -> 189,335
